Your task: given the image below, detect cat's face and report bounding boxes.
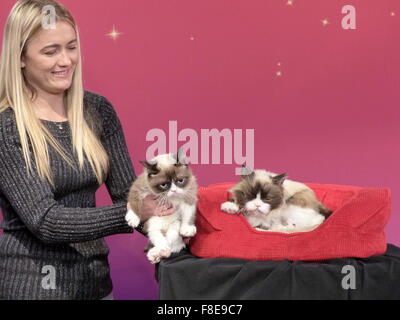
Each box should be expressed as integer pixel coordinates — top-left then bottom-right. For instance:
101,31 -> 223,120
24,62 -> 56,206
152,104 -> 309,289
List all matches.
140,153 -> 194,199
233,172 -> 287,215
147,166 -> 192,198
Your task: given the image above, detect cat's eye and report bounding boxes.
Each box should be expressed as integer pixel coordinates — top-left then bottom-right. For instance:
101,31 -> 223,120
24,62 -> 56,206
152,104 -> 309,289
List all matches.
262,194 -> 271,201
159,182 -> 171,190
235,190 -> 245,199
175,178 -> 186,184
261,191 -> 269,198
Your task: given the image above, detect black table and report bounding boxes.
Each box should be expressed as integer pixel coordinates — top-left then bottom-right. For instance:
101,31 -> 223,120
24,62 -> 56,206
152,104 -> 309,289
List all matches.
156,244 -> 400,299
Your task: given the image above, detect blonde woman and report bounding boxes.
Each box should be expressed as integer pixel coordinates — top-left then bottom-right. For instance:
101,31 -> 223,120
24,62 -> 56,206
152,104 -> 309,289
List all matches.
0,0 -> 173,300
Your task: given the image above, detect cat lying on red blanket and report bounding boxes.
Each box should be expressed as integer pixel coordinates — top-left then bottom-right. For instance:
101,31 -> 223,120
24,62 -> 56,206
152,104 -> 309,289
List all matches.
221,166 -> 333,233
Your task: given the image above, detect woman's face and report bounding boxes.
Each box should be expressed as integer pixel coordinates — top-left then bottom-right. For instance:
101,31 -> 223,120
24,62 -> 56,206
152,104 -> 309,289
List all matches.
21,21 -> 79,96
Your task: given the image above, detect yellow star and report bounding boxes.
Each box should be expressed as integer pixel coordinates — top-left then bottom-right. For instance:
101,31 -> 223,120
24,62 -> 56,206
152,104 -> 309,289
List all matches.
321,18 -> 329,26
287,0 -> 294,6
106,26 -> 123,41
276,71 -> 282,77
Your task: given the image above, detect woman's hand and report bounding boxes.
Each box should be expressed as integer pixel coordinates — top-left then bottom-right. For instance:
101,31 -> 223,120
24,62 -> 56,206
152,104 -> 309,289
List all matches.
127,195 -> 174,223
127,197 -> 192,244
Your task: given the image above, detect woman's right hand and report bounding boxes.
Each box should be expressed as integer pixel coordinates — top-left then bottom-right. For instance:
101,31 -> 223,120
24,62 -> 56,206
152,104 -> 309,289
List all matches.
127,195 -> 174,223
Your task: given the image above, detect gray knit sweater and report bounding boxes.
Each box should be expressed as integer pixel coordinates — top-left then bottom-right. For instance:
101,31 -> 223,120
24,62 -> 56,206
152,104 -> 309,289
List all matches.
0,91 -> 136,300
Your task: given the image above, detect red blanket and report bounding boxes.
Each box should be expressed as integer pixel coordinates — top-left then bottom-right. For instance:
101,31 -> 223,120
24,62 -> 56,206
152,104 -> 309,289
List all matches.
190,182 -> 391,261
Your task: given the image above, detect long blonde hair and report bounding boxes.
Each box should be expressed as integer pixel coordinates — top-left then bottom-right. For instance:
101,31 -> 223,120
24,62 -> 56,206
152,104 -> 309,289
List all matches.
0,0 -> 109,188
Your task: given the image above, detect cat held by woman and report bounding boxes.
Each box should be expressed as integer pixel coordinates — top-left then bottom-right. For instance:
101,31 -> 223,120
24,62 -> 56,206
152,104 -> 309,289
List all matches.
221,166 -> 333,233
125,151 -> 198,264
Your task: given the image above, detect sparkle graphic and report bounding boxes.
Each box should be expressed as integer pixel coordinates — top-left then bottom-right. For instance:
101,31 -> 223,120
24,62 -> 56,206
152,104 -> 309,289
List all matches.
390,12 -> 395,17
277,62 -> 282,66
286,0 -> 294,6
276,71 -> 282,77
190,36 -> 195,41
106,26 -> 123,41
321,18 -> 329,26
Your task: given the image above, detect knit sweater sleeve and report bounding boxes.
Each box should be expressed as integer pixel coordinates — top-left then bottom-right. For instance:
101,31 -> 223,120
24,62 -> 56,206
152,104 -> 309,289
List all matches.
99,96 -> 136,205
0,96 -> 136,244
98,96 -> 147,237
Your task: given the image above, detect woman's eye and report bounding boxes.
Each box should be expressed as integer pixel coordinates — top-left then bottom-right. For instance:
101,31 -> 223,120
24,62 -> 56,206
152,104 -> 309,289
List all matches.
44,47 -> 76,56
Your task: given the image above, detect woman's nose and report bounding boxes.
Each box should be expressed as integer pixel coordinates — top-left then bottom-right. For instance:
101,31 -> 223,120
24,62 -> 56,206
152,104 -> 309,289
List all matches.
57,50 -> 72,66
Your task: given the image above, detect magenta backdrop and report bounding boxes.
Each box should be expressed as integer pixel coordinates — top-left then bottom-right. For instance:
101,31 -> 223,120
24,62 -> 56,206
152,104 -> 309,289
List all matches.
0,0 -> 399,299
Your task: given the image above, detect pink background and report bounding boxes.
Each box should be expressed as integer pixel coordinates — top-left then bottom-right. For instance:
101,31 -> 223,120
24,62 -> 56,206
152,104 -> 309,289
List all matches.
0,0 -> 399,299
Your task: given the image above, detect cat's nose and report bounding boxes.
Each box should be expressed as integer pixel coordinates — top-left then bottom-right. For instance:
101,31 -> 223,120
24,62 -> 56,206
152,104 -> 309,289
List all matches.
255,204 -> 260,208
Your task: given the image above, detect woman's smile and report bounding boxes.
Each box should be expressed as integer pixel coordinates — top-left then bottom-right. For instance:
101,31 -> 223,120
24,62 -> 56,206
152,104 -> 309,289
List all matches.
52,69 -> 71,78
21,21 -> 79,94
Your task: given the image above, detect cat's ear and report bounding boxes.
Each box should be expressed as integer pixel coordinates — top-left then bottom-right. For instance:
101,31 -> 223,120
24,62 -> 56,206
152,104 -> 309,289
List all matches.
240,163 -> 255,180
173,148 -> 188,167
140,160 -> 159,175
272,173 -> 287,186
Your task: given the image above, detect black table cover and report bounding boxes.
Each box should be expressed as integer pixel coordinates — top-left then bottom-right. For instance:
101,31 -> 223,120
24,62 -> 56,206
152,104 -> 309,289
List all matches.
156,244 -> 400,299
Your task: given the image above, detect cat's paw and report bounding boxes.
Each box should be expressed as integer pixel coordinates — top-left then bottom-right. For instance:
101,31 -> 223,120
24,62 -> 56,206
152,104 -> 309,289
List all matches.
159,246 -> 172,258
180,225 -> 197,237
221,201 -> 239,214
147,247 -> 162,264
147,246 -> 171,264
125,209 -> 140,228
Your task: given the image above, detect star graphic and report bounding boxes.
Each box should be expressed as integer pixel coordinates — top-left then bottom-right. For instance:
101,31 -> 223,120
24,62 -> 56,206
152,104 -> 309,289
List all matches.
106,26 -> 123,41
390,12 -> 395,17
277,62 -> 282,67
286,0 -> 294,6
190,36 -> 195,41
321,18 -> 329,26
276,71 -> 282,77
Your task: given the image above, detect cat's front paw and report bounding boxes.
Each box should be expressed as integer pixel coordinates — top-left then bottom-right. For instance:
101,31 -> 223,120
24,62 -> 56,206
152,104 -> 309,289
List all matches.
125,209 -> 140,228
180,225 -> 197,237
221,201 -> 239,214
147,247 -> 162,264
159,246 -> 172,259
147,246 -> 171,264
